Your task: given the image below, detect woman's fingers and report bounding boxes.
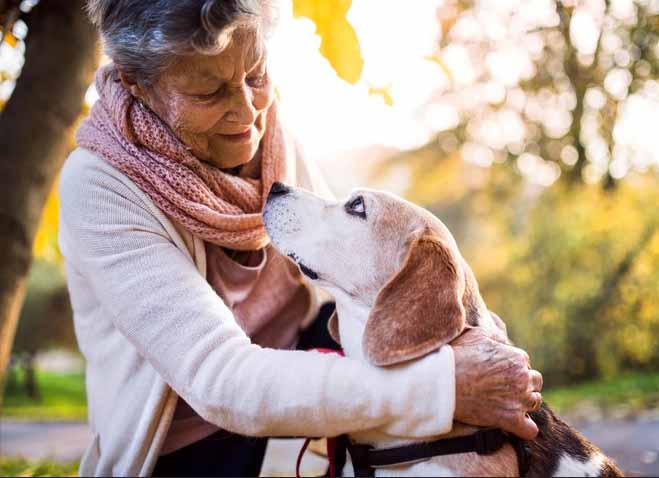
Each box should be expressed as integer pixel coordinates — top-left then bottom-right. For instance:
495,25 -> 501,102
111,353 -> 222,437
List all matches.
500,413 -> 540,441
529,369 -> 543,393
452,328 -> 544,440
518,347 -> 531,368
524,391 -> 543,412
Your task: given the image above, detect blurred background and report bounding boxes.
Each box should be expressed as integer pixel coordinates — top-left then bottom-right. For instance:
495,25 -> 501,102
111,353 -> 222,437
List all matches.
0,0 -> 658,476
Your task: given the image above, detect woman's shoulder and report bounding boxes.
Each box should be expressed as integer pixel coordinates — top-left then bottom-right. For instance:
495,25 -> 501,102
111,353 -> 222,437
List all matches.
58,147 -> 175,240
59,147 -> 156,217
58,148 -> 194,256
61,148 -> 139,198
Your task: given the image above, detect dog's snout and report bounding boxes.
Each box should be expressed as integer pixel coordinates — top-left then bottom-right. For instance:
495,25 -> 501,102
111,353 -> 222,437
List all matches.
268,182 -> 290,200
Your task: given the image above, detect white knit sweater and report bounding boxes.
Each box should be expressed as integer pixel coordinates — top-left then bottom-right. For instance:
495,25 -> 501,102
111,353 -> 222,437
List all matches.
58,148 -> 455,477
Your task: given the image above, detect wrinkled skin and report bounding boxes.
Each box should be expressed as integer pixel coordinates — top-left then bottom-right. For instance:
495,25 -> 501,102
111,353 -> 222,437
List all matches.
453,327 -> 544,440
120,27 -> 274,170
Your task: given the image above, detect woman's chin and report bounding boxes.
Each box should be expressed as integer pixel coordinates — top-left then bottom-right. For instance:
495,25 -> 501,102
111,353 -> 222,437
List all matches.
205,142 -> 258,169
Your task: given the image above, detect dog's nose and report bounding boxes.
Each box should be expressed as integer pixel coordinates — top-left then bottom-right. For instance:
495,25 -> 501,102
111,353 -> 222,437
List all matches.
268,182 -> 290,199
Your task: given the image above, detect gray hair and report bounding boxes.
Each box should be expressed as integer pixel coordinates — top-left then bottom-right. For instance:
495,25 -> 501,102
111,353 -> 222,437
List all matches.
86,0 -> 278,85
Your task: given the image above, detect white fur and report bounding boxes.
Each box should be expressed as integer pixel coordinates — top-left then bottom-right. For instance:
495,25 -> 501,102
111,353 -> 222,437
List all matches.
265,186 -> 616,478
264,186 -> 506,477
553,452 -> 605,477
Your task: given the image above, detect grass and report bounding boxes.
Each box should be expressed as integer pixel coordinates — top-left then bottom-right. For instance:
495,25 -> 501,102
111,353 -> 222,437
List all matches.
544,371 -> 659,415
2,369 -> 87,421
0,458 -> 78,477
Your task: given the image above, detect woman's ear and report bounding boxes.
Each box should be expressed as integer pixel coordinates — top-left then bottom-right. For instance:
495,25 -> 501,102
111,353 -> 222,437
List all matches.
362,230 -> 466,367
118,70 -> 148,103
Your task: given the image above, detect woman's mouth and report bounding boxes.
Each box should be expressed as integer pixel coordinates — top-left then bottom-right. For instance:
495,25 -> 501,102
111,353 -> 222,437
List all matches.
219,127 -> 254,143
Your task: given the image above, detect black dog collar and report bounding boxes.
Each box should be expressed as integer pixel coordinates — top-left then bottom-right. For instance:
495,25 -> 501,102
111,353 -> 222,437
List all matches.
339,428 -> 530,477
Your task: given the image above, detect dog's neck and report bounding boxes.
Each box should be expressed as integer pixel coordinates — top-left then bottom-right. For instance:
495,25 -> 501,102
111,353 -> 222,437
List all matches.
327,258 -> 502,447
332,293 -> 491,453
331,264 -> 500,365
333,297 -> 371,363
330,266 -> 502,448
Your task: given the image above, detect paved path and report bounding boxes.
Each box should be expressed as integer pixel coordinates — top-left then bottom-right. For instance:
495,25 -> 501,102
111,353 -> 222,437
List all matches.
1,418 -> 657,476
575,418 -> 659,477
0,421 -> 89,462
0,420 -> 326,476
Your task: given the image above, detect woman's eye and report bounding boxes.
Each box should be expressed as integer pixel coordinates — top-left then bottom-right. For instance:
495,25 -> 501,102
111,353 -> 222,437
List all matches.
195,85 -> 225,101
345,196 -> 366,219
196,92 -> 218,102
248,74 -> 268,88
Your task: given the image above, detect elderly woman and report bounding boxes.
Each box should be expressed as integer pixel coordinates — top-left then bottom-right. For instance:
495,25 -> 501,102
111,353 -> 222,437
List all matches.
59,1 -> 543,476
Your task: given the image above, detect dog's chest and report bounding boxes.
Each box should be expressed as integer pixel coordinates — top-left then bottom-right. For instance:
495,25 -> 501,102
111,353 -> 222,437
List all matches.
336,308 -> 368,362
335,303 -> 521,477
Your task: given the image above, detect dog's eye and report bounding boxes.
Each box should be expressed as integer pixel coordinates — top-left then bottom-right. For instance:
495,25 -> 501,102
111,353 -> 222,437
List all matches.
345,195 -> 366,219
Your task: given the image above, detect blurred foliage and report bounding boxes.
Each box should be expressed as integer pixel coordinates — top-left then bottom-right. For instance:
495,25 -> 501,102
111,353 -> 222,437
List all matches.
12,260 -> 74,356
0,458 -> 78,477
379,0 -> 659,386
9,260 -> 75,398
484,180 -> 659,384
361,0 -> 659,387
293,0 -> 364,84
421,0 -> 659,188
32,181 -> 61,262
2,370 -> 86,420
388,146 -> 659,386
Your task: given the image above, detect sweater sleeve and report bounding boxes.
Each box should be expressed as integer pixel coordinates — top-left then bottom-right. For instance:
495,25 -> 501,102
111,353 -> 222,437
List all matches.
58,151 -> 455,439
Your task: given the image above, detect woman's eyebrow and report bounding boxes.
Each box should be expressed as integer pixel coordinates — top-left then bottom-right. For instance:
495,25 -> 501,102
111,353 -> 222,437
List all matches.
195,63 -> 236,85
201,71 -> 226,84
174,69 -> 224,94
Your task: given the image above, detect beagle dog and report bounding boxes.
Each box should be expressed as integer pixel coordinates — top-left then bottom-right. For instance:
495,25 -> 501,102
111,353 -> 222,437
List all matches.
263,182 -> 622,478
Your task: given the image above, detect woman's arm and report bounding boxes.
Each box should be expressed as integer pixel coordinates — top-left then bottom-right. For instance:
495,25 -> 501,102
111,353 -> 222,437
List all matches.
58,151 -> 454,439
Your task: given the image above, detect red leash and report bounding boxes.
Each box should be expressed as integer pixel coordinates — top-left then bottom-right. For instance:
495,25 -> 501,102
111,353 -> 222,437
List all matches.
295,348 -> 344,478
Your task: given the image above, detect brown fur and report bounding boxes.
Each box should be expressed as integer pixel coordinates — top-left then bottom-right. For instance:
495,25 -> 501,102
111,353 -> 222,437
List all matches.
363,230 -> 467,366
523,404 -> 623,477
265,184 -> 622,476
339,225 -> 623,477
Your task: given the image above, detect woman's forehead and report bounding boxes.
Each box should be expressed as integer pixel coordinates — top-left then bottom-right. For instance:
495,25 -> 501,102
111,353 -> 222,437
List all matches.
165,30 -> 266,86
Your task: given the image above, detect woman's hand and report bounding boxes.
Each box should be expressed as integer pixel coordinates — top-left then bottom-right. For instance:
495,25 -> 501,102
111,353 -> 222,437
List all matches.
452,327 -> 544,440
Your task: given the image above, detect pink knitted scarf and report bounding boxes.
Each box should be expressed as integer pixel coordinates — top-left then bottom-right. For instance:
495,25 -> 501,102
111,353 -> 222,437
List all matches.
77,65 -> 291,251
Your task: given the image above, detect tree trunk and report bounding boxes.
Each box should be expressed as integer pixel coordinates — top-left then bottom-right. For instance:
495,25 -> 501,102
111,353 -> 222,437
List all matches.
5,355 -> 17,392
0,0 -> 99,403
565,222 -> 658,381
23,352 -> 39,400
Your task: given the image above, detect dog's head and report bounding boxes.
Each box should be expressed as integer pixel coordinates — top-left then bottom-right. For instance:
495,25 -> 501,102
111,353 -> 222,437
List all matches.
264,182 -> 486,366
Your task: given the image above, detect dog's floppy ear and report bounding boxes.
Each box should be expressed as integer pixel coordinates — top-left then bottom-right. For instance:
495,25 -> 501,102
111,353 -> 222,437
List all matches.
363,229 -> 466,366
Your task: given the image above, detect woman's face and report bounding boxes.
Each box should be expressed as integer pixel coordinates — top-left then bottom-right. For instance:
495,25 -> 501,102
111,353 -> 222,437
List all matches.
133,29 -> 274,169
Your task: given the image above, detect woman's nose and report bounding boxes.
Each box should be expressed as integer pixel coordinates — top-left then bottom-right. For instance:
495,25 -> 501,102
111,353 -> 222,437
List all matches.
226,84 -> 257,125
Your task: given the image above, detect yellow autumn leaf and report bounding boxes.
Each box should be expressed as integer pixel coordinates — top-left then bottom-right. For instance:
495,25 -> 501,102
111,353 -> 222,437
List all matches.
3,31 -> 17,48
32,180 -> 61,264
293,0 -> 364,84
368,83 -> 394,106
